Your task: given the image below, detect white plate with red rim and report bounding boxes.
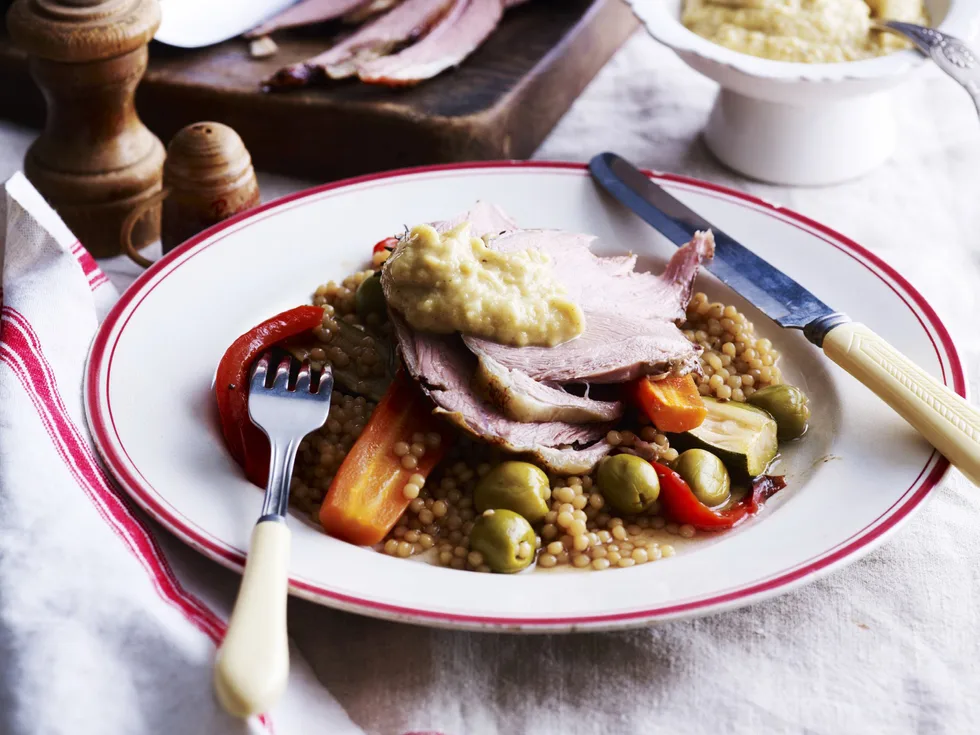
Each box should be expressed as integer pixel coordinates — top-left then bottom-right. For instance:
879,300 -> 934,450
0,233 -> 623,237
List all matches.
84,162 -> 963,632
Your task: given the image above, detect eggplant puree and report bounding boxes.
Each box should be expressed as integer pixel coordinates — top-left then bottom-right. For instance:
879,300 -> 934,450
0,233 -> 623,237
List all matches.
682,0 -> 928,63
383,222 -> 585,347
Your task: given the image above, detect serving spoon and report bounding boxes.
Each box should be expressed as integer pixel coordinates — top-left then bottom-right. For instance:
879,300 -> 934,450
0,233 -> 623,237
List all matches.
875,21 -> 980,117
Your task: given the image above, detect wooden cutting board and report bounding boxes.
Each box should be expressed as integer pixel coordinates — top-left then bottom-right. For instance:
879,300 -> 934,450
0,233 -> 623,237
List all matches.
0,0 -> 637,180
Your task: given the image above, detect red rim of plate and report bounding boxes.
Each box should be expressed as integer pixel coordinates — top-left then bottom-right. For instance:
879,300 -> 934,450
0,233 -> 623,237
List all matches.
85,161 -> 964,630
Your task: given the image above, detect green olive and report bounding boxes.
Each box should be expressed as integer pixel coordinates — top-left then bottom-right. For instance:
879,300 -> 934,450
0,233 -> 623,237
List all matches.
748,384 -> 810,440
474,461 -> 550,523
354,272 -> 386,318
673,449 -> 731,507
596,453 -> 660,514
469,509 -> 536,573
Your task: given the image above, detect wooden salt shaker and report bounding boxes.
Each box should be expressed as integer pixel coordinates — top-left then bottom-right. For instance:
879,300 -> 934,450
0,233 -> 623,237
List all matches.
121,122 -> 260,267
7,0 -> 166,257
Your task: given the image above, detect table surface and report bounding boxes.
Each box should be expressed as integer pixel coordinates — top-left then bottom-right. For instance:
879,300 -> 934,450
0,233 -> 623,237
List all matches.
3,31 -> 979,735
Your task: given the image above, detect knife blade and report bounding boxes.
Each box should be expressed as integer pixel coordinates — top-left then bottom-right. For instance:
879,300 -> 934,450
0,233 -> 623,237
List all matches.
588,151 -> 980,486
156,0 -> 296,48
588,151 -> 847,344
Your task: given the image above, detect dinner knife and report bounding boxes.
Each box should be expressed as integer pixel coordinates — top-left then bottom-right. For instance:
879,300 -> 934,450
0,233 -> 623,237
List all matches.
589,151 -> 980,486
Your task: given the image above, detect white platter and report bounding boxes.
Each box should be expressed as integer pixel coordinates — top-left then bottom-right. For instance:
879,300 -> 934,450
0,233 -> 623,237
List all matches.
85,162 -> 963,632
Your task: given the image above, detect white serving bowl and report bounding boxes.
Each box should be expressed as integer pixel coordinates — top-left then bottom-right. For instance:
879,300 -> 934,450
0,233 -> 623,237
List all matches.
628,0 -> 980,185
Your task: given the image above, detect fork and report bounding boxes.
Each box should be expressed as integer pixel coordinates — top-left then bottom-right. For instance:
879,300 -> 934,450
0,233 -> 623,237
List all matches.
874,21 -> 980,119
213,353 -> 333,718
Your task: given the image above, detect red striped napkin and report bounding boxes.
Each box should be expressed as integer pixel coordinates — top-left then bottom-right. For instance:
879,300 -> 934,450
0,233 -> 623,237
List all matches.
0,173 -> 361,735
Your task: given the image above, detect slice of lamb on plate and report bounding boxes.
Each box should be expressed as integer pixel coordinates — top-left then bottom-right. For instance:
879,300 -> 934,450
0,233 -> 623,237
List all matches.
379,205 -> 712,471
390,312 -> 614,475
428,203 -> 624,424
473,356 -> 623,424
431,200 -> 517,238
463,230 -> 715,384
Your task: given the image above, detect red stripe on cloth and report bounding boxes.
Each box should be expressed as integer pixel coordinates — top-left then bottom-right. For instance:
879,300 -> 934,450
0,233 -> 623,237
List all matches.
0,308 -> 225,639
69,240 -> 111,290
70,241 -> 100,277
1,307 -> 278,732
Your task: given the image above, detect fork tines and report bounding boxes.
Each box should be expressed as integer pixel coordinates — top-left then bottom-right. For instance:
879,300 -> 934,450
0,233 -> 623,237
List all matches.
250,352 -> 329,396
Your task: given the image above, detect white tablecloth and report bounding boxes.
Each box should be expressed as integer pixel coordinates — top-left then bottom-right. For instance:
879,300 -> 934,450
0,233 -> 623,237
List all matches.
2,31 -> 979,735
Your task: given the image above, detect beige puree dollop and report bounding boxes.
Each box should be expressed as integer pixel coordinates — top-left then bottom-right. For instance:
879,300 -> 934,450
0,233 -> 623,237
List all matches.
384,222 -> 585,348
683,0 -> 928,63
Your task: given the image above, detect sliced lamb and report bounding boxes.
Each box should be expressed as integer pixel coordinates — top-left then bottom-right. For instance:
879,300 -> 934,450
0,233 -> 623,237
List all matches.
342,0 -> 403,24
358,0 -> 502,86
485,228 -> 702,323
473,355 -> 623,423
534,442 -> 612,475
268,0 -> 454,84
245,0 -> 368,39
430,203 -> 622,421
431,200 -> 517,238
463,231 -> 715,384
468,312 -> 701,385
390,312 -> 612,475
377,206 -> 714,471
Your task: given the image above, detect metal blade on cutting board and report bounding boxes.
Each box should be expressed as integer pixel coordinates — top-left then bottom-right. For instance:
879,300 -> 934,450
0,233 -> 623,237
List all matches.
156,0 -> 296,48
588,152 -> 844,335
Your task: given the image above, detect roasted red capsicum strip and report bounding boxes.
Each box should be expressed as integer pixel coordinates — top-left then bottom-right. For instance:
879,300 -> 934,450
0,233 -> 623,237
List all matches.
215,305 -> 324,487
320,370 -> 453,546
653,461 -> 786,531
372,236 -> 399,254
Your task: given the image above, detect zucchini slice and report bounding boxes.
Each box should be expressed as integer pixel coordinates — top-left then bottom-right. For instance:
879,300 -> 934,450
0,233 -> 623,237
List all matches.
671,397 -> 778,478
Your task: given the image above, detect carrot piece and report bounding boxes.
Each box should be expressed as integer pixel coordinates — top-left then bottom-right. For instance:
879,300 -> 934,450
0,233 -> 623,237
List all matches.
635,373 -> 707,433
319,371 -> 453,546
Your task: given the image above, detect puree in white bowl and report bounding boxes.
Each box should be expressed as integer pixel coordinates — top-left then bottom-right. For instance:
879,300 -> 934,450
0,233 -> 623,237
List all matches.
682,0 -> 928,63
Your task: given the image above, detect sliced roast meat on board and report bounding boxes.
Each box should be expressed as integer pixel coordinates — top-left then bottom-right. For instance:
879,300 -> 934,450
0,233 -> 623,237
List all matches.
269,0 -> 455,83
246,0 -> 370,38
390,312 -> 613,475
358,0 -> 503,85
255,0 -> 533,88
343,0 -> 403,23
463,230 -> 715,383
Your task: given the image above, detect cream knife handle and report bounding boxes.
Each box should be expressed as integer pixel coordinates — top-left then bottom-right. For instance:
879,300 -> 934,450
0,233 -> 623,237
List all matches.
823,322 -> 980,485
213,520 -> 290,718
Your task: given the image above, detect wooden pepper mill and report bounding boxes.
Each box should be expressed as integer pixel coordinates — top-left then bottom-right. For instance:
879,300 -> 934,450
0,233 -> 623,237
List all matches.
6,0 -> 165,258
121,121 -> 261,267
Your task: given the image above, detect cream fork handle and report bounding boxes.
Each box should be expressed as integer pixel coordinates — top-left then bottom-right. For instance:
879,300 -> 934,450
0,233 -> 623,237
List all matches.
823,322 -> 980,484
213,519 -> 291,718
